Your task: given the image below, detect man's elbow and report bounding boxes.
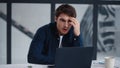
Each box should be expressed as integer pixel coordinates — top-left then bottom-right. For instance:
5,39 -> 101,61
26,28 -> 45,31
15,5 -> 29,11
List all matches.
27,55 -> 41,64
27,56 -> 33,63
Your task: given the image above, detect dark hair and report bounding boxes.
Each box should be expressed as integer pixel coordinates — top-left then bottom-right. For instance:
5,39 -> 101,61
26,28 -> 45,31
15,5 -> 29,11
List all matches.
55,4 -> 76,18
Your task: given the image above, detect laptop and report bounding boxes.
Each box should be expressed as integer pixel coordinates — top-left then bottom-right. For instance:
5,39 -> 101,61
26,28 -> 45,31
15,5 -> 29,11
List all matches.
54,47 -> 94,68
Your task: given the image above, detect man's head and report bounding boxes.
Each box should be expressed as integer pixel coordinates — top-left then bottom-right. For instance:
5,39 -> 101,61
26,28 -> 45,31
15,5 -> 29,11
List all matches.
55,4 -> 76,35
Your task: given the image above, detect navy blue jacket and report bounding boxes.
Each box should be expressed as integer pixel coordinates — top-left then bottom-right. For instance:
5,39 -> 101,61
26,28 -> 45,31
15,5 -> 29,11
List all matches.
28,22 -> 83,64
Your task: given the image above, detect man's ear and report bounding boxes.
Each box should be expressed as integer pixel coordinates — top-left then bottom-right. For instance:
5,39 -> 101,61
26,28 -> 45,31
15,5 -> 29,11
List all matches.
55,16 -> 57,22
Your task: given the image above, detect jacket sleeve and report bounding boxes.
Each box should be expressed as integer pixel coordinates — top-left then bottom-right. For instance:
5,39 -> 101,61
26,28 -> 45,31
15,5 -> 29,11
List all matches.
27,27 -> 53,64
73,34 -> 83,47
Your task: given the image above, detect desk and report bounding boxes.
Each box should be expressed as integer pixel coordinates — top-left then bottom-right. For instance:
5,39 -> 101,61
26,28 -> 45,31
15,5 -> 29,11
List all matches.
0,64 -> 48,68
91,57 -> 120,68
0,63 -> 118,68
0,57 -> 120,68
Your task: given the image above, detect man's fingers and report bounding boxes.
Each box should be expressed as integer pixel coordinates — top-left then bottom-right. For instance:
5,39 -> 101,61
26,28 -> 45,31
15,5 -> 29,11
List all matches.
70,17 -> 78,25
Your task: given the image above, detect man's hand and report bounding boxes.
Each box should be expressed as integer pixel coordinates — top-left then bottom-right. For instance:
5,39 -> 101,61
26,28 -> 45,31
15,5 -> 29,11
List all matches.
70,17 -> 80,36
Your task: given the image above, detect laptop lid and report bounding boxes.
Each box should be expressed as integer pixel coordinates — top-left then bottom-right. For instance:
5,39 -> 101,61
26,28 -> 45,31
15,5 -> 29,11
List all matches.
55,47 -> 94,68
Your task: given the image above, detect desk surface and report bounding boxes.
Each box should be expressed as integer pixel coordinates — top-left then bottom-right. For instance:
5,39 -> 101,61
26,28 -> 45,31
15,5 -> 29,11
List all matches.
0,57 -> 120,68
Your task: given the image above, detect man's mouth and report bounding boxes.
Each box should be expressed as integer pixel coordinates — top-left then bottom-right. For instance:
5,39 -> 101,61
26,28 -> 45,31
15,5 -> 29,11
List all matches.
63,28 -> 68,32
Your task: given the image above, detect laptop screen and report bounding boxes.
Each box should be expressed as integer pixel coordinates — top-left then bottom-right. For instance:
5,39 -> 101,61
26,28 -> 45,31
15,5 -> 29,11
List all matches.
55,47 -> 94,68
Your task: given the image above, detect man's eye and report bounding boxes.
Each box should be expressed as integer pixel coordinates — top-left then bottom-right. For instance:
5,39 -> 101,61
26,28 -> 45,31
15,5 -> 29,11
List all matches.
68,20 -> 72,23
60,19 -> 66,22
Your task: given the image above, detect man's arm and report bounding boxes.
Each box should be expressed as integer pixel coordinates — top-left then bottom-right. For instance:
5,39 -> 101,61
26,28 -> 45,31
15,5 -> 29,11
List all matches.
27,27 -> 53,64
69,17 -> 80,36
73,34 -> 83,47
70,17 -> 83,47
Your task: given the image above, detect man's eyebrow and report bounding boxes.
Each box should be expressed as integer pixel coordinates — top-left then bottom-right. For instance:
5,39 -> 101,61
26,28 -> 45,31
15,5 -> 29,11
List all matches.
59,18 -> 66,21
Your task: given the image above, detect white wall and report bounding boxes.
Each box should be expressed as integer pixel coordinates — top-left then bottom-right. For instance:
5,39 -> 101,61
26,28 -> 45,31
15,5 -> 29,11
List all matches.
0,3 -> 7,64
115,7 -> 120,57
11,3 -> 51,64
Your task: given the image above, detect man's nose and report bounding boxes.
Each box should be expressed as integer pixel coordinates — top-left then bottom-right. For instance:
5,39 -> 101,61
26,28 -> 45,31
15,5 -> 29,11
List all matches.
64,22 -> 69,27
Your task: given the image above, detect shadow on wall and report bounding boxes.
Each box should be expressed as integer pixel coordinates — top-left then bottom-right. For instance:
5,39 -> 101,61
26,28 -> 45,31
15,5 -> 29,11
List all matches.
0,11 -> 34,39
80,5 -> 119,53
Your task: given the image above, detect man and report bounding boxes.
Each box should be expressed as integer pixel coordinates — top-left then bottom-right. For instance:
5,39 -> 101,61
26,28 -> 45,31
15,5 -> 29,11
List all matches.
28,4 -> 83,64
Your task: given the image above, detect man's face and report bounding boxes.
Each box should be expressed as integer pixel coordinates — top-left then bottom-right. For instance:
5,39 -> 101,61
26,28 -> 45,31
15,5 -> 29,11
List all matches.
55,13 -> 72,35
